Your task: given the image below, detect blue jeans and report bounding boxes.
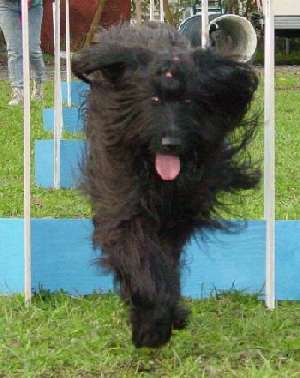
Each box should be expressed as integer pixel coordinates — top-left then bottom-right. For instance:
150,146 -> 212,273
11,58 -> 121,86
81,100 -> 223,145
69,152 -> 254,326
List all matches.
0,1 -> 45,88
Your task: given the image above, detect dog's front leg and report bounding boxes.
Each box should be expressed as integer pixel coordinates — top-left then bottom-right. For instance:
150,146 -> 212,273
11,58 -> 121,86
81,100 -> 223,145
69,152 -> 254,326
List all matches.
98,218 -> 181,348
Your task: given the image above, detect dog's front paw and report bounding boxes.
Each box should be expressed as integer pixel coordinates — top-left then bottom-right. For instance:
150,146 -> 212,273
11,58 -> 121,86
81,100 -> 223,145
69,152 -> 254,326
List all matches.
172,304 -> 190,330
131,307 -> 172,348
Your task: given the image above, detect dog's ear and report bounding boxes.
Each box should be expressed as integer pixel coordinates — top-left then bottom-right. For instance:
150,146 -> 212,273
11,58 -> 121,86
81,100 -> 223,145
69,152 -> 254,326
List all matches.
192,50 -> 258,122
72,45 -> 152,84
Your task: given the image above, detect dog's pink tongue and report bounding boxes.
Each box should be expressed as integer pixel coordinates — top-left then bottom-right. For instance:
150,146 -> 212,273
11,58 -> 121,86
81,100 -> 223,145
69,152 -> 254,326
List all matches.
155,154 -> 180,181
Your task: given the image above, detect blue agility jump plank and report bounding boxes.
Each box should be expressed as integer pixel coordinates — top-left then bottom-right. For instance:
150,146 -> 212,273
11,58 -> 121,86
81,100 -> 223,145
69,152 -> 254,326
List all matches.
61,80 -> 89,107
0,219 -> 24,293
43,107 -> 84,133
35,140 -> 85,189
1,219 -> 300,299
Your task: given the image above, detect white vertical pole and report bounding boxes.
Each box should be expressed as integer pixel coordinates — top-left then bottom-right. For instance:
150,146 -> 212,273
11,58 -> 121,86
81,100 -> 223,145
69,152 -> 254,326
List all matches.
150,0 -> 155,21
264,0 -> 276,310
65,0 -> 72,107
22,0 -> 31,305
238,0 -> 243,16
53,0 -> 63,189
160,0 -> 164,22
201,0 -> 209,49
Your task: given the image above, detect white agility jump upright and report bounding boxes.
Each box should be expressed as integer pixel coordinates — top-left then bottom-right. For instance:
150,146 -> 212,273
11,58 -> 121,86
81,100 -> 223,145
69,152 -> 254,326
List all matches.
53,0 -> 63,189
150,0 -> 155,21
159,0 -> 164,22
22,0 -> 31,305
65,0 -> 72,108
264,0 -> 275,310
201,0 -> 209,48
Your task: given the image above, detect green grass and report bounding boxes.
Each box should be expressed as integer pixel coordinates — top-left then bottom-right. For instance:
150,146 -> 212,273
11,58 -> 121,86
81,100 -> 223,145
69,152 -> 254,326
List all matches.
2,291 -> 300,377
255,49 -> 300,66
0,71 -> 300,219
275,72 -> 300,220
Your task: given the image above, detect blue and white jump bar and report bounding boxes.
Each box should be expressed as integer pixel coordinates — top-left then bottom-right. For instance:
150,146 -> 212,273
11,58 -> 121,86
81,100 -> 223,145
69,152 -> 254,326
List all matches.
1,219 -> 300,300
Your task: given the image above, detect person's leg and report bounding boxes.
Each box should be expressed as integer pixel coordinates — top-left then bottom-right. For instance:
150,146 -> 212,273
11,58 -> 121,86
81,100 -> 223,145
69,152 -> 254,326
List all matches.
29,4 -> 45,100
0,3 -> 24,104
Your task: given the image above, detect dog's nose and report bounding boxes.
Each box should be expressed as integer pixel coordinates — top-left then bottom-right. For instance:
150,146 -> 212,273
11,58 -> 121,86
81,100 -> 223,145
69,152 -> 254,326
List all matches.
161,121 -> 182,147
162,137 -> 181,146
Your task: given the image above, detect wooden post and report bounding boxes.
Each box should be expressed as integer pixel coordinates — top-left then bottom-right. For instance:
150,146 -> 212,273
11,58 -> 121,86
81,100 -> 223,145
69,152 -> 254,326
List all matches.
162,0 -> 176,25
285,38 -> 290,56
136,0 -> 142,23
84,0 -> 107,47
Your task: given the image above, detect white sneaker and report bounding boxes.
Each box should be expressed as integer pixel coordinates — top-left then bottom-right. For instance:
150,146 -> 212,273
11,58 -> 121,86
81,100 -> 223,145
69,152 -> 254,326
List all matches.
31,80 -> 43,101
8,87 -> 23,106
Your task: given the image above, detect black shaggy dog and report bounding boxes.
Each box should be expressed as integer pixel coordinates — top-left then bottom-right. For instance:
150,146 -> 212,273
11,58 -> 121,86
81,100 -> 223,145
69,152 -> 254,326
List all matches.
72,22 -> 259,348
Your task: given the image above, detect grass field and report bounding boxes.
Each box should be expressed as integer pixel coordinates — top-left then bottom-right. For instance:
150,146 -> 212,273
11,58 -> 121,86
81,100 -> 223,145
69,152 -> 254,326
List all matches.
2,291 -> 300,377
1,71 -> 300,377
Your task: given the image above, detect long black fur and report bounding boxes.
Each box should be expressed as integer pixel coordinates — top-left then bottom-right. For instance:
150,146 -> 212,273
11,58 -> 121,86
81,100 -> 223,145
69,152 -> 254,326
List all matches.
72,22 -> 260,348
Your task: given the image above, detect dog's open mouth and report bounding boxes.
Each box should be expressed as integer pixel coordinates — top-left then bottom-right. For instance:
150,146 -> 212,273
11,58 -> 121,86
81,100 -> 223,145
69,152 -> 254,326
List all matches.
155,154 -> 180,181
155,137 -> 181,181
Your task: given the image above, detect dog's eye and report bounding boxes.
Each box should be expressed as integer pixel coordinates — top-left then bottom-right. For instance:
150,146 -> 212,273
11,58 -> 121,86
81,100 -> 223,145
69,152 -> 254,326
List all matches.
151,96 -> 161,104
